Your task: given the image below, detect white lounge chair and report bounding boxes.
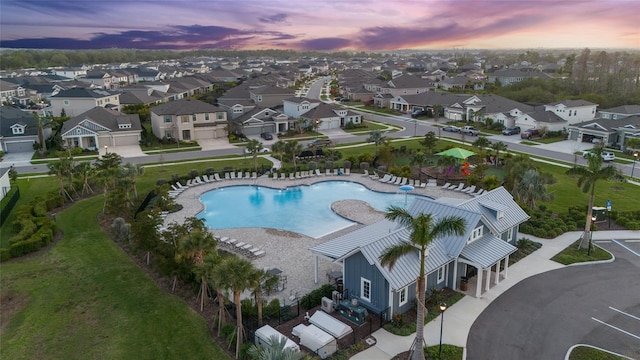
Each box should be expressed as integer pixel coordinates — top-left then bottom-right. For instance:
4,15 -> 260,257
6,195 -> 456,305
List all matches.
225,172 -> 231,180
289,173 -> 295,180
399,177 -> 407,185
326,169 -> 331,176
345,168 -> 351,176
252,172 -> 257,179
393,177 -> 402,185
280,173 -> 286,180
370,171 -> 379,180
245,172 -> 251,179
451,183 -> 464,191
379,174 -> 391,183
441,182 -> 451,189
315,169 -> 322,176
464,185 -> 477,194
272,172 -> 279,179
237,172 -> 243,180
363,169 -> 369,177
214,173 -> 222,181
473,189 -> 486,196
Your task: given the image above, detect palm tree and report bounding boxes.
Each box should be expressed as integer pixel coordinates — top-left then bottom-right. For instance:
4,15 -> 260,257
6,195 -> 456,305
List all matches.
122,163 -> 144,201
284,140 -> 303,170
216,256 -> 256,359
380,207 -> 466,360
245,138 -> 263,172
514,169 -> 554,209
367,130 -> 387,156
176,226 -> 217,311
31,113 -> 54,156
271,140 -> 287,165
73,161 -> 94,195
437,155 -> 458,178
248,335 -> 303,360
410,152 -> 427,177
250,269 -> 280,327
625,138 -> 640,153
566,147 -> 622,250
48,159 -> 74,202
491,141 -> 508,166
432,104 -> 443,139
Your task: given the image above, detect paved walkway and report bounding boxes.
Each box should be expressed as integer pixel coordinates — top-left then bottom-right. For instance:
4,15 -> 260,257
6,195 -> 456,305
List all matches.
351,230 -> 640,359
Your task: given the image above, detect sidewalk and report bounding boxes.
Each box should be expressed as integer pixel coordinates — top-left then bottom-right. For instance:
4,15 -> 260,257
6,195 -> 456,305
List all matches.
351,230 -> 640,359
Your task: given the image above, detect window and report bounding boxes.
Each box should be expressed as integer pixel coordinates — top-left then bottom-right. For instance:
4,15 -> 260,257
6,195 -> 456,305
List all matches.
360,278 -> 371,302
164,131 -> 172,138
437,266 -> 445,283
399,287 -> 408,306
233,108 -> 243,113
63,100 -> 69,106
11,126 -> 24,135
181,115 -> 189,123
205,113 -> 210,121
164,116 -> 172,123
216,112 -> 225,120
192,115 -> 196,122
468,226 -> 484,244
507,227 -> 514,241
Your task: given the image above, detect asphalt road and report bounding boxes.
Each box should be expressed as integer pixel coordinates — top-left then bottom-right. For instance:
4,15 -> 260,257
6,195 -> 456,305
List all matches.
467,241 -> 640,360
8,105 -> 636,177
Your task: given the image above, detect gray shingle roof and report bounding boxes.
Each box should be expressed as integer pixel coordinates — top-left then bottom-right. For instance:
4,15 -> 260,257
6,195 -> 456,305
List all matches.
52,88 -> 119,99
151,98 -> 223,116
61,107 -> 141,134
0,106 -> 39,137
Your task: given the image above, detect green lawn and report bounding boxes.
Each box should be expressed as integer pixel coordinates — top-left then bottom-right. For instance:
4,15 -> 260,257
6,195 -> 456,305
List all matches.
0,197 -> 229,359
551,240 -> 612,265
568,346 -> 627,360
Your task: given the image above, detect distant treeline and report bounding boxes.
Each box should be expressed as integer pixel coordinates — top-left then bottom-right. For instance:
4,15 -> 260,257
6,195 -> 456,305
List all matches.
0,48 -> 374,70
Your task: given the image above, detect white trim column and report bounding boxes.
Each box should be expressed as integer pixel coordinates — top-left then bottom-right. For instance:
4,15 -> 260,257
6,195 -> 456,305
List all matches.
452,259 -> 458,290
494,263 -> 500,285
475,266 -> 483,298
314,255 -> 318,284
485,268 -> 491,291
504,255 -> 510,280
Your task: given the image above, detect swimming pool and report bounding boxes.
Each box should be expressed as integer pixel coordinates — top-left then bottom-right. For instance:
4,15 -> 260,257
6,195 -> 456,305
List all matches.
197,181 -> 428,238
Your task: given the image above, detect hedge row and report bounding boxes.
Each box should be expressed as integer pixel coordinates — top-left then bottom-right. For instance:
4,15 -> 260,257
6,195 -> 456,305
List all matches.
0,192 -> 62,262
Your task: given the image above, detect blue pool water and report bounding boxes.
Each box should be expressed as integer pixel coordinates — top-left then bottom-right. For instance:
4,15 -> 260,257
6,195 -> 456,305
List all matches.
197,181 -> 428,238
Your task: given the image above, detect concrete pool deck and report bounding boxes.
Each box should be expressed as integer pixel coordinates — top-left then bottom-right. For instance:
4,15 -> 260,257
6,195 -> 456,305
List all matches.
163,173 -> 473,302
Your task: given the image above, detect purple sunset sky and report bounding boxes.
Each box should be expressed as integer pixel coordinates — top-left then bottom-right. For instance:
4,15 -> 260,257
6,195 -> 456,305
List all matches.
1,0 -> 638,50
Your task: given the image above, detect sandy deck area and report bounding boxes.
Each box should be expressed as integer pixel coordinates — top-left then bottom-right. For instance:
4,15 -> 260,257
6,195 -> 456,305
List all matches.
163,173 -> 472,302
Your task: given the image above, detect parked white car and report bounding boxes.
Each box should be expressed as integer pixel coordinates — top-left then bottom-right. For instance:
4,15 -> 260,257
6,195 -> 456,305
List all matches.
582,150 -> 615,162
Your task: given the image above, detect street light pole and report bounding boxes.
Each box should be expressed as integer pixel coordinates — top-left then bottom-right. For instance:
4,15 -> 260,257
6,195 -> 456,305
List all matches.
315,119 -> 320,139
589,215 -> 596,255
632,152 -> 638,178
104,145 -> 108,155
439,302 -> 447,359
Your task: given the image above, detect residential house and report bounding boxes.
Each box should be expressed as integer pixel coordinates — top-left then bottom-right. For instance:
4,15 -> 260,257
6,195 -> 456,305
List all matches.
0,168 -> 11,202
60,107 -> 142,149
310,187 -> 529,318
567,115 -> 640,148
150,98 -> 227,141
598,105 -> 640,120
50,88 -> 121,117
486,69 -> 552,85
0,80 -> 28,105
543,100 -> 598,124
249,85 -> 296,108
80,70 -> 114,89
52,67 -> 88,79
228,107 -> 290,136
0,106 -> 50,153
283,97 -> 322,119
514,106 -> 567,132
297,103 -> 362,131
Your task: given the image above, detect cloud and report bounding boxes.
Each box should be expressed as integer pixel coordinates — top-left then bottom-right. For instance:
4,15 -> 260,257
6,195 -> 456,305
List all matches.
258,13 -> 288,24
296,37 -> 353,50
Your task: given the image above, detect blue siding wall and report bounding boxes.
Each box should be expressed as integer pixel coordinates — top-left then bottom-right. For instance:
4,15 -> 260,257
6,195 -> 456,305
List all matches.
344,252 -> 389,314
392,282 -> 417,315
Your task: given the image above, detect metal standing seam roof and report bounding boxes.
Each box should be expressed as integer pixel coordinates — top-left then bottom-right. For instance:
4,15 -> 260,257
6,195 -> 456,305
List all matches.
459,234 -> 517,268
309,220 -> 397,260
359,228 -> 456,291
458,187 -> 530,236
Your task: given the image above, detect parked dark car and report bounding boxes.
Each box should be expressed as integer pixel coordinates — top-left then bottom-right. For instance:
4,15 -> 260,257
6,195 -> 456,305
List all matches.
502,126 -> 521,135
411,107 -> 428,118
260,132 -> 273,140
442,125 -> 461,133
520,129 -> 540,139
307,138 -> 333,147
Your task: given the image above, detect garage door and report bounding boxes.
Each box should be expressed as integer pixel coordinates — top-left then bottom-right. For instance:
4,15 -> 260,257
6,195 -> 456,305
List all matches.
114,135 -> 139,146
6,141 -> 34,153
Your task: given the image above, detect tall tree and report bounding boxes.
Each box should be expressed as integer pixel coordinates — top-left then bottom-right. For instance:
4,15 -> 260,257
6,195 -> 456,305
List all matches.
420,131 -> 438,155
566,147 -> 622,250
48,159 -> 74,202
284,140 -> 303,170
432,104 -> 443,138
380,207 -> 466,360
513,169 -> 554,209
250,269 -> 280,327
216,257 -> 256,359
73,161 -> 94,195
176,226 -> 217,312
245,139 -> 263,173
491,141 -> 508,166
271,140 -> 287,165
31,113 -> 54,156
367,130 -> 387,156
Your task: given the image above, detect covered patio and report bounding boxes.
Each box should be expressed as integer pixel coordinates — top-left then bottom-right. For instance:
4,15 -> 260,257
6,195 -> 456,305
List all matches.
455,234 -> 517,298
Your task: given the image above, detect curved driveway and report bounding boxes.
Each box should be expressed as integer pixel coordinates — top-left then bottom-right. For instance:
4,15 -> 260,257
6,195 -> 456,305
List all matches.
467,243 -> 640,360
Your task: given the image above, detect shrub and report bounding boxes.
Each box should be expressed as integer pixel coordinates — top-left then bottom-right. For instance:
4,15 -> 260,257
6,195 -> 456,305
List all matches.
188,169 -> 199,178
359,162 -> 370,170
343,160 -> 352,169
300,284 -> 335,310
0,248 -> 9,262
